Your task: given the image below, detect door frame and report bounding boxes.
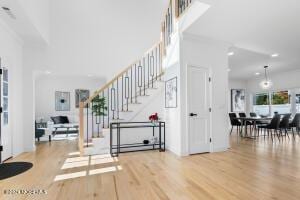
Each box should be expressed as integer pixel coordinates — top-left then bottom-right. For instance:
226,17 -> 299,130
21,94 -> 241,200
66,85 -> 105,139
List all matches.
1,65 -> 13,162
186,65 -> 212,154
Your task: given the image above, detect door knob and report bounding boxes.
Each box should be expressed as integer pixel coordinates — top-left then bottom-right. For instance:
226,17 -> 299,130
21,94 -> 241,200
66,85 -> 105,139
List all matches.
189,113 -> 197,117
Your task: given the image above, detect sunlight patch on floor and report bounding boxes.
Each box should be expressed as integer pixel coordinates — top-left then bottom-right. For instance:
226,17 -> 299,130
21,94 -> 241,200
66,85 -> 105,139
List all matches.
68,151 -> 81,156
61,154 -> 118,170
89,165 -> 122,175
65,156 -> 89,163
61,160 -> 89,169
55,153 -> 122,181
54,171 -> 87,181
90,157 -> 115,165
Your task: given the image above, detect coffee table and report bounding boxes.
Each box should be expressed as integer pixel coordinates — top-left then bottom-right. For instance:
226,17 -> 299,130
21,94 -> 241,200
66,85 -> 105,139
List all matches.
52,123 -> 79,136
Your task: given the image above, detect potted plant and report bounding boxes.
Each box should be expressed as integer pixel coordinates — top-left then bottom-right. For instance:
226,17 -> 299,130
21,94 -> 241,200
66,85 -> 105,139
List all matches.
148,113 -> 159,144
149,113 -> 159,124
90,95 -> 108,137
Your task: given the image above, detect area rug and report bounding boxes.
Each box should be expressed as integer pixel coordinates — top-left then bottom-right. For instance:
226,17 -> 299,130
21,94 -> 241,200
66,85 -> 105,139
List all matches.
0,162 -> 33,180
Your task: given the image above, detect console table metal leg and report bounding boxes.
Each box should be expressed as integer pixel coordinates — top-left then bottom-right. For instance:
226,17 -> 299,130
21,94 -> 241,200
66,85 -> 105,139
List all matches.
159,122 -> 162,152
117,124 -> 120,156
163,123 -> 166,151
152,126 -> 155,149
110,124 -> 113,156
66,128 -> 69,137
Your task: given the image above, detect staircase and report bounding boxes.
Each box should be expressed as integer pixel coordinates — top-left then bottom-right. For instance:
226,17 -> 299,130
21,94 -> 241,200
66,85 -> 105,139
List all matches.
78,0 -> 193,155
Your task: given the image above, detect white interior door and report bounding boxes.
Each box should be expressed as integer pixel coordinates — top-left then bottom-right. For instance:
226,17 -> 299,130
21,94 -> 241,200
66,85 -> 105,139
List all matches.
187,66 -> 211,154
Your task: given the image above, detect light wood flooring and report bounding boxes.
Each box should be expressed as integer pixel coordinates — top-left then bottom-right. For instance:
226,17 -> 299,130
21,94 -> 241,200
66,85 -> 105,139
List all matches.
1,132 -> 300,200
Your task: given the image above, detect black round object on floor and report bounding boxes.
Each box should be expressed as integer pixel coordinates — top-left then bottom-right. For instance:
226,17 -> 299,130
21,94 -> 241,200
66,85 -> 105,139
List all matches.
0,162 -> 33,180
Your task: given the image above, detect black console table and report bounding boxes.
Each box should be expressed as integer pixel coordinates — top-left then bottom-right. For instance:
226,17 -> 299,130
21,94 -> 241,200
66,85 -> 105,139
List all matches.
110,121 -> 165,157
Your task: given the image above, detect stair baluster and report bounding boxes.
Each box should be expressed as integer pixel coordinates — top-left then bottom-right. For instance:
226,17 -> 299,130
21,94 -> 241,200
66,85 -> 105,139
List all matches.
86,103 -> 89,147
125,74 -> 129,111
130,67 -> 133,103
107,87 -> 110,127
143,57 -> 146,96
121,74 -> 124,111
102,91 -> 105,129
116,77 -> 119,119
147,54 -> 150,88
135,64 -> 138,103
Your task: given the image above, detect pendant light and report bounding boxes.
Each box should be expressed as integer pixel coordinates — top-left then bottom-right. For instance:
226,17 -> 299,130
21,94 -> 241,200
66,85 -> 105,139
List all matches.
260,66 -> 272,90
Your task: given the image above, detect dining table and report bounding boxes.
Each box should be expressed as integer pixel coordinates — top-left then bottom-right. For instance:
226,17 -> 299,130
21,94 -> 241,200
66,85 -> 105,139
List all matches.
236,117 -> 273,139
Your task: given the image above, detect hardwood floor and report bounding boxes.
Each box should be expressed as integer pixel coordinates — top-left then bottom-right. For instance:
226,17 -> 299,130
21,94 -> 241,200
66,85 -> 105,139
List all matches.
1,133 -> 300,200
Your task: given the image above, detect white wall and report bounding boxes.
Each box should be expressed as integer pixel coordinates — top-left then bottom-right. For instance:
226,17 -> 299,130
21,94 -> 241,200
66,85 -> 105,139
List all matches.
0,19 -> 24,160
18,0 -> 168,153
246,69 -> 300,115
6,0 -> 169,153
164,62 -> 182,155
229,79 -> 247,92
180,34 -> 230,155
163,31 -> 182,156
247,69 -> 300,93
35,75 -> 106,122
42,0 -> 168,78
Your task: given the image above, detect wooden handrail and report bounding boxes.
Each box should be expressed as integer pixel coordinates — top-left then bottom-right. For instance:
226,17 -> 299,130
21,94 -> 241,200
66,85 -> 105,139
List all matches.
84,41 -> 162,106
173,0 -> 180,18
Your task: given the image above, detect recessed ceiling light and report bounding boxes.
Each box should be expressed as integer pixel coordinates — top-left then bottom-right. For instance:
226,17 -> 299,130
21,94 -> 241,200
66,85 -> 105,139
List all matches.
87,74 -> 93,77
271,53 -> 279,57
2,7 -> 16,19
45,71 -> 51,74
228,52 -> 234,56
255,72 -> 260,75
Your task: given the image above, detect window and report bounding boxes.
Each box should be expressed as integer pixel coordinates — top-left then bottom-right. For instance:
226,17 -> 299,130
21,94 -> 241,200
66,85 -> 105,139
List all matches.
253,93 -> 270,115
252,90 -> 294,116
271,91 -> 289,105
253,93 -> 269,105
3,68 -> 8,125
271,91 -> 291,114
296,93 -> 300,113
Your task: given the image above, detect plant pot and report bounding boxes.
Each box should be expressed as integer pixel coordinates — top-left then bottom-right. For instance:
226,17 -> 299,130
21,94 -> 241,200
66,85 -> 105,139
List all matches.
92,123 -> 103,137
85,117 -> 104,141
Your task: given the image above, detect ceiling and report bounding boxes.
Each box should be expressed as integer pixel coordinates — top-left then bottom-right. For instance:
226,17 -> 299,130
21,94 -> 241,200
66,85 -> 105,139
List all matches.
0,0 -> 48,44
187,0 -> 300,80
1,0 -> 299,80
0,0 -> 169,79
45,0 -> 170,78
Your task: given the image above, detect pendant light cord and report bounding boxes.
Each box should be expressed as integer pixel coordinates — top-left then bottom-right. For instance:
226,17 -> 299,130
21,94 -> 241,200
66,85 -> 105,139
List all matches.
264,66 -> 268,81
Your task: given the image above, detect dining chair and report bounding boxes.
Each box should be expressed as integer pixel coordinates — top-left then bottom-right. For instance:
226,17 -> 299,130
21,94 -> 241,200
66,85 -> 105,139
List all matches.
229,113 -> 241,135
257,114 -> 281,141
279,113 -> 292,139
239,113 -> 253,133
289,113 -> 300,138
250,113 -> 269,135
239,113 -> 247,118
